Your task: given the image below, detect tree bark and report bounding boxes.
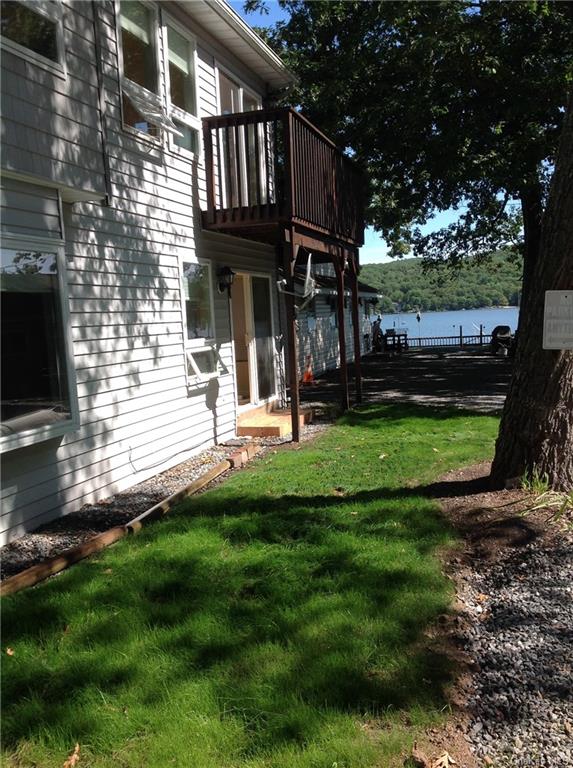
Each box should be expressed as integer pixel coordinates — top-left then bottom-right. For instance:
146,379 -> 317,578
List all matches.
518,181 -> 544,317
491,92 -> 573,490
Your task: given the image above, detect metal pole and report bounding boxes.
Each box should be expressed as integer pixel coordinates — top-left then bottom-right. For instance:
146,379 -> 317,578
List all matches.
459,324 -> 463,348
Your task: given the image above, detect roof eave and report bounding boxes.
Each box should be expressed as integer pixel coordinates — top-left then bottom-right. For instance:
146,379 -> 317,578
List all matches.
180,0 -> 296,91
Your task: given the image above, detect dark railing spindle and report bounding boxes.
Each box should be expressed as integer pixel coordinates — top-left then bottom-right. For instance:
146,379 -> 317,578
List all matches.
233,122 -> 242,216
256,123 -> 263,213
202,107 -> 364,244
215,125 -> 224,215
243,122 -> 251,211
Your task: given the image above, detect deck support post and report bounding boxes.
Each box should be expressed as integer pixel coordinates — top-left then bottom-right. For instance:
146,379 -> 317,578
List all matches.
334,251 -> 350,412
348,250 -> 363,405
282,230 -> 301,442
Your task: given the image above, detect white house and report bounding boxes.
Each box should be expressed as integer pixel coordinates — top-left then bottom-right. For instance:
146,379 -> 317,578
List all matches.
0,0 -> 366,545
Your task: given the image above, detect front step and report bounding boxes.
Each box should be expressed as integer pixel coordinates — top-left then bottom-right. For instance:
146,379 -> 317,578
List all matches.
237,407 -> 313,438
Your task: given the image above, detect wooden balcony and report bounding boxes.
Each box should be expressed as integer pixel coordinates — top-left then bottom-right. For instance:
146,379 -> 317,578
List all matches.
202,107 -> 365,249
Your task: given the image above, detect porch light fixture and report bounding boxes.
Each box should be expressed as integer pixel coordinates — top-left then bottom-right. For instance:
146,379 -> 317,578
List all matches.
217,266 -> 236,294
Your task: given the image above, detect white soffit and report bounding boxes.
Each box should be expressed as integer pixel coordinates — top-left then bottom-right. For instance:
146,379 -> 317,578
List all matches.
178,0 -> 295,91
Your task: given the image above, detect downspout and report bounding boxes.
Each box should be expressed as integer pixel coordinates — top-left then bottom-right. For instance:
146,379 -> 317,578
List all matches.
92,0 -> 112,205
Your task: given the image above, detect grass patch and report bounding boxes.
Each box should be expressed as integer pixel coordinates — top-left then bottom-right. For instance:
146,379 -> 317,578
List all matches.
2,404 -> 498,767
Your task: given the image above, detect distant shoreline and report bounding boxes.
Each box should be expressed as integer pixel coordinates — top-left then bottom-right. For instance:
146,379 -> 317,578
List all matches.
382,305 -> 519,315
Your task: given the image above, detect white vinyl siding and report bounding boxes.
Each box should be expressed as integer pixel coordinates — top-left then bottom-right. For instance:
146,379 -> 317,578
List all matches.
0,178 -> 62,239
297,286 -> 373,377
0,1 -> 106,197
0,0 -> 277,544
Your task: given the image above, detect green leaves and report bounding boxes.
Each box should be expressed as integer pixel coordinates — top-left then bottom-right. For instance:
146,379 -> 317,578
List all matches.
266,0 -> 573,263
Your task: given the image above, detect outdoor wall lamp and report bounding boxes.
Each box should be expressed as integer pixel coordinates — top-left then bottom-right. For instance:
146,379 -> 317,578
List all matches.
217,266 -> 236,295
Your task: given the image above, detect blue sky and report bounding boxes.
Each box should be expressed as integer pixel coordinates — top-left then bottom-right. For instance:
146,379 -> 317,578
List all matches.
229,0 -> 287,26
361,210 -> 464,264
229,1 -> 464,264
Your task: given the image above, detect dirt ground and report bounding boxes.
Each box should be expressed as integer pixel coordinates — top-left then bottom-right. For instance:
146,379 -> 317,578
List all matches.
301,349 -> 513,412
408,461 -> 562,768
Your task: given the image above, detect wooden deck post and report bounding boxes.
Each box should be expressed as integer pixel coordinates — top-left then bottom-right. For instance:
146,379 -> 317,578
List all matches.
282,230 -> 301,441
349,250 -> 363,405
202,119 -> 216,225
334,251 -> 350,412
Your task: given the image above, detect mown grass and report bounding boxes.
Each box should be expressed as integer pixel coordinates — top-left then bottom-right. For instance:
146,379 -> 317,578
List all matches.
2,404 -> 499,767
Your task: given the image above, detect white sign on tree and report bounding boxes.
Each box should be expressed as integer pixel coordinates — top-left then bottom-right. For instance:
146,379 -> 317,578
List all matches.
543,291 -> 573,350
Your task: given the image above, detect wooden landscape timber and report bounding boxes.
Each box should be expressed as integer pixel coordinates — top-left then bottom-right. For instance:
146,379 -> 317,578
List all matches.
0,449 -> 260,597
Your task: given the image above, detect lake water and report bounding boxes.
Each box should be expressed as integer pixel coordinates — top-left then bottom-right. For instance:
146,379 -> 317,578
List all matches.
371,306 -> 520,339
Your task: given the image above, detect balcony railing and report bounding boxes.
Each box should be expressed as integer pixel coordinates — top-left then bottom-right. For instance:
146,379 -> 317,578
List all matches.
202,107 -> 364,246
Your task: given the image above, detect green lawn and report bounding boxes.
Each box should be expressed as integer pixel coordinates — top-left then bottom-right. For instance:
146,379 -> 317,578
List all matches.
2,404 -> 499,768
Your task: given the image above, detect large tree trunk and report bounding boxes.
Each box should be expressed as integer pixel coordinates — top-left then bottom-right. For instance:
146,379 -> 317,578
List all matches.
518,180 -> 544,316
491,92 -> 573,490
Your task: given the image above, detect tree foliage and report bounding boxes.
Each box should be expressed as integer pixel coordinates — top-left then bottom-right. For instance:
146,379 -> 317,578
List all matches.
254,0 -> 573,270
360,253 -> 522,313
247,0 -> 573,488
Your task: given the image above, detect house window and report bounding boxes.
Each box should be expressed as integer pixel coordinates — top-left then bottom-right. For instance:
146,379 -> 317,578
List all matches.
1,237 -> 77,450
181,262 -> 218,382
183,262 -> 213,341
0,1 -> 64,76
121,91 -> 159,138
119,0 -> 157,92
118,1 -> 180,140
164,16 -> 200,156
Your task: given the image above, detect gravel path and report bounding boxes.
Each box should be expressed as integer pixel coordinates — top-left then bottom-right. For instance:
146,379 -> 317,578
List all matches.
459,532 -> 573,766
0,423 -> 328,581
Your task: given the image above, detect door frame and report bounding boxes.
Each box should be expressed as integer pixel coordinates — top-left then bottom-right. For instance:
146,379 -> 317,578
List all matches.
230,270 -> 278,413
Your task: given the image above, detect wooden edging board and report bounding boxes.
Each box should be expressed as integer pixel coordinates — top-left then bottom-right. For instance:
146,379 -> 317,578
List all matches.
0,459 -> 234,597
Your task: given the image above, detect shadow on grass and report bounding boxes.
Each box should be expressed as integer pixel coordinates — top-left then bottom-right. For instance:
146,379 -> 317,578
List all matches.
3,403 -> 497,760
340,402 -> 489,427
2,496 -> 453,755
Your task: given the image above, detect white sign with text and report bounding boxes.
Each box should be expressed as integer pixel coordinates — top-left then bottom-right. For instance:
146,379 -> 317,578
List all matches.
543,291 -> 573,350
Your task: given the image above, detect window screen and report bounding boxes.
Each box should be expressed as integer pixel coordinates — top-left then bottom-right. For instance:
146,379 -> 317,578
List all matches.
167,25 -> 196,116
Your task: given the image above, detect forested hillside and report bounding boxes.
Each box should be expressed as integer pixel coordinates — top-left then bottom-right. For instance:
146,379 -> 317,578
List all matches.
360,254 -> 522,312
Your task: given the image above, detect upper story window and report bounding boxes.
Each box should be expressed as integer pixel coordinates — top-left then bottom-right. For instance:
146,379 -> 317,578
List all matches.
119,0 -> 161,137
117,1 -> 198,151
0,1 -> 65,77
218,71 -> 261,115
120,0 -> 157,93
164,16 -> 200,156
217,70 -> 264,207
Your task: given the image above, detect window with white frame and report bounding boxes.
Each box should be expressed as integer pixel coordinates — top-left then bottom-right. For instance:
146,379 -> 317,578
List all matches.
181,262 -> 218,381
118,0 -> 184,141
119,0 -> 160,137
0,0 -> 65,77
217,70 -> 263,207
1,236 -> 77,450
164,16 -> 200,155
